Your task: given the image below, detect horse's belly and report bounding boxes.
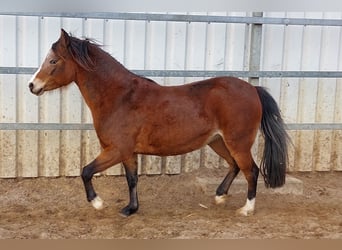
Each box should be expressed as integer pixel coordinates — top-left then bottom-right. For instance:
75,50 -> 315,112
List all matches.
134,126 -> 217,156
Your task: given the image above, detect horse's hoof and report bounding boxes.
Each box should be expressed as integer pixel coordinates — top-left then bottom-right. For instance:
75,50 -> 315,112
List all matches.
215,195 -> 227,205
120,206 -> 138,217
91,196 -> 104,210
236,207 -> 254,216
236,198 -> 255,216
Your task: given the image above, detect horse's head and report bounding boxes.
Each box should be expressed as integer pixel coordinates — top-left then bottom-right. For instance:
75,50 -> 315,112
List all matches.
29,29 -> 77,96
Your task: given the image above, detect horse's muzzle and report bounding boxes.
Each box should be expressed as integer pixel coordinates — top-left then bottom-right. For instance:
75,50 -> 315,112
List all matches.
29,82 -> 34,92
29,82 -> 44,96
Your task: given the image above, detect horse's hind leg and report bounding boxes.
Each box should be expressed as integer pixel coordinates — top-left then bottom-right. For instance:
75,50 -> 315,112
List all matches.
208,137 -> 240,204
232,152 -> 259,216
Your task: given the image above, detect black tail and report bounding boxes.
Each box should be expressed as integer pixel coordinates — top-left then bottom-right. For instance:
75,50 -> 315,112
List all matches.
256,87 -> 290,188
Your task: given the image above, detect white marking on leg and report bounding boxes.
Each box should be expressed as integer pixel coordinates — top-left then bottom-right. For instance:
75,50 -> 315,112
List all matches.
215,195 -> 227,205
236,198 -> 255,216
91,196 -> 104,210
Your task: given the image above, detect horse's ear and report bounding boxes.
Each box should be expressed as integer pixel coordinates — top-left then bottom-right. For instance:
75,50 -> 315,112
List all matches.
59,29 -> 70,48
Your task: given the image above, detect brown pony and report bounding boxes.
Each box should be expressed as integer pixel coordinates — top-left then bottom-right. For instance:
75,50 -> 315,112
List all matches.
29,29 -> 289,217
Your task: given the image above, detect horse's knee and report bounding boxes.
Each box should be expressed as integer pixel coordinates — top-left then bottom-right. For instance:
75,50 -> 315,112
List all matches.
81,165 -> 94,182
126,172 -> 138,188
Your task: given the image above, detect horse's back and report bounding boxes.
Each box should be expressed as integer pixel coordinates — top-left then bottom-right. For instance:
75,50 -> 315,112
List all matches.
153,76 -> 261,125
186,76 -> 261,112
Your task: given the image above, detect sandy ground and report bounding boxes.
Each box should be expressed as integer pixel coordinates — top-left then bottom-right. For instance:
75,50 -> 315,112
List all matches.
0,167 -> 342,239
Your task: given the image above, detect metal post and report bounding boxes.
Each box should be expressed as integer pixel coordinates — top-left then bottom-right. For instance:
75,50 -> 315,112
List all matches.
248,12 -> 263,86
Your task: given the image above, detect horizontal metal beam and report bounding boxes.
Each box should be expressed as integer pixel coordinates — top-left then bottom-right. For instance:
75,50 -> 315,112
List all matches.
0,123 -> 94,130
134,70 -> 342,78
0,67 -> 36,74
286,123 -> 342,130
0,123 -> 93,130
1,67 -> 342,78
1,12 -> 342,27
0,123 -> 341,131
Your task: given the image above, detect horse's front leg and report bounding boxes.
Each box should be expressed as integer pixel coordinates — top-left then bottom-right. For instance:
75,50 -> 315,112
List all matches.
81,147 -> 121,210
120,154 -> 139,217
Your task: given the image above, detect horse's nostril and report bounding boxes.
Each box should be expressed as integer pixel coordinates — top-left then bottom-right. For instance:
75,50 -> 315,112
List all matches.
29,82 -> 34,90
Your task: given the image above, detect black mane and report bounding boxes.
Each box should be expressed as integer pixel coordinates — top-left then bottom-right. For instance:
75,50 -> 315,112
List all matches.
53,34 -> 100,71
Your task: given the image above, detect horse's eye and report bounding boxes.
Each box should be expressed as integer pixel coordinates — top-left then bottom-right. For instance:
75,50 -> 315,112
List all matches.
50,59 -> 58,65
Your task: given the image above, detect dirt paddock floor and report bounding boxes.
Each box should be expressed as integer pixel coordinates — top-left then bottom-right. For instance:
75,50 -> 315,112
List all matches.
0,167 -> 342,239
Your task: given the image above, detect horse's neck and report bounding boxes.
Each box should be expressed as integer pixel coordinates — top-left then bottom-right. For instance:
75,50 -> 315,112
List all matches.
74,56 -> 133,116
